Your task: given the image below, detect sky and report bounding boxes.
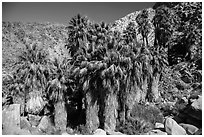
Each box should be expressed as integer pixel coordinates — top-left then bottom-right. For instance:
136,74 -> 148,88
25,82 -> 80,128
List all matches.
2,2 -> 155,25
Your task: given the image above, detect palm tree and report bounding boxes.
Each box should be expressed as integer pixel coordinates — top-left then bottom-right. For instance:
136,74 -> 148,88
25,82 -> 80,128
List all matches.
149,5 -> 175,102
66,16 -> 125,132
66,14 -> 90,57
123,22 -> 137,45
136,9 -> 151,47
20,43 -> 49,114
45,57 -> 71,133
4,41 -> 49,115
118,22 -> 154,123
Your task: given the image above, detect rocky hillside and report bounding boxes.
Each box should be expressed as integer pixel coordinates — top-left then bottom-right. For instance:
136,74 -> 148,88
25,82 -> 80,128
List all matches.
111,8 -> 155,47
2,22 -> 69,74
2,8 -> 156,74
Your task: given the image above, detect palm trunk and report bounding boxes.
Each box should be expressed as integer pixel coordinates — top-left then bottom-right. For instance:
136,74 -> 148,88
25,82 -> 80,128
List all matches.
142,36 -> 146,47
134,83 -> 142,103
141,77 -> 148,102
151,73 -> 160,102
104,90 -> 118,132
145,36 -> 149,47
24,88 -> 27,116
118,82 -> 126,124
54,101 -> 67,132
77,91 -> 83,124
126,82 -> 139,120
26,91 -> 44,115
85,90 -> 99,133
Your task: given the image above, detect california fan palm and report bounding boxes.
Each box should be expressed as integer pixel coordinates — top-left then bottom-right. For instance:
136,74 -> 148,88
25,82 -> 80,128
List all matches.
45,57 -> 70,132
6,41 -> 49,115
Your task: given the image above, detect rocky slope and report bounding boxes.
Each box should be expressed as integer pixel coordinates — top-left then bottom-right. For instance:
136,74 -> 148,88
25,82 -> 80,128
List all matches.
111,8 -> 155,47
2,22 -> 69,75
2,8 -> 156,75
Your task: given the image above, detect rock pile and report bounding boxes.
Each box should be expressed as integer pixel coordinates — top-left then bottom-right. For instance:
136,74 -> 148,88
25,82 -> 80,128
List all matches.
145,95 -> 202,135
2,104 -> 57,135
2,96 -> 202,135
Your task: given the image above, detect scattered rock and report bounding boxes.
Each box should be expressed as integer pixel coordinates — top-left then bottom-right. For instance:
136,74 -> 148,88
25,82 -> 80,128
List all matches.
28,114 -> 42,127
155,122 -> 164,129
146,129 -> 167,135
2,104 -> 21,135
164,117 -> 187,135
179,123 -> 199,135
93,128 -> 106,135
20,117 -> 31,130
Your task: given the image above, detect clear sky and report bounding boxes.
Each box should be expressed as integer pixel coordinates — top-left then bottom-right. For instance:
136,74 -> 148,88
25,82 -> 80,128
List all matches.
2,2 -> 155,25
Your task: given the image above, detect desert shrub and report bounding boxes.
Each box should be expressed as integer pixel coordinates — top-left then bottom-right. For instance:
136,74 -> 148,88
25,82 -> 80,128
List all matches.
157,102 -> 178,117
130,103 -> 164,124
116,103 -> 163,135
116,117 -> 153,135
159,61 -> 201,105
72,124 -> 90,135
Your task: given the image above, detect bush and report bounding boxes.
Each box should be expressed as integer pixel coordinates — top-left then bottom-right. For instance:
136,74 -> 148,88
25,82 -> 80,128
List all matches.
72,124 -> 90,135
116,103 -> 164,135
157,102 -> 178,117
116,117 -> 153,135
130,103 -> 164,124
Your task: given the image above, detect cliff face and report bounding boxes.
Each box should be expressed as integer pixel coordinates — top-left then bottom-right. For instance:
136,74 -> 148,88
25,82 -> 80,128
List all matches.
111,8 -> 155,47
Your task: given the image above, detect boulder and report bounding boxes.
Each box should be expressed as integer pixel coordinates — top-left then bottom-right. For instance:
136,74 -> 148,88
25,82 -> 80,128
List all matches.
191,95 -> 202,111
155,122 -> 164,129
13,128 -> 31,135
164,117 -> 187,135
93,128 -> 107,135
61,132 -> 69,135
37,116 -> 54,133
179,123 -> 199,135
106,130 -> 124,135
2,104 -> 21,135
28,114 -> 42,127
182,95 -> 202,127
13,95 -> 25,115
146,129 -> 167,135
20,117 -> 31,130
29,126 -> 45,135
187,96 -> 202,120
